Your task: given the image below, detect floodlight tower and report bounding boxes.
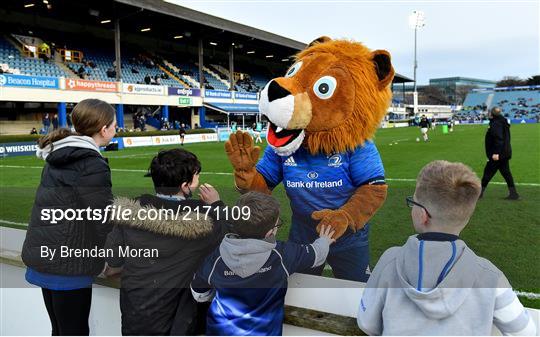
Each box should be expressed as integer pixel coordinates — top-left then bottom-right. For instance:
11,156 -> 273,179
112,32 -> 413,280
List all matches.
409,10 -> 425,115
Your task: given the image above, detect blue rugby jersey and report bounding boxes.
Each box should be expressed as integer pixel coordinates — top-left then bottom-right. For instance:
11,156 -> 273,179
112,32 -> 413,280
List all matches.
191,241 -> 318,336
256,141 -> 385,249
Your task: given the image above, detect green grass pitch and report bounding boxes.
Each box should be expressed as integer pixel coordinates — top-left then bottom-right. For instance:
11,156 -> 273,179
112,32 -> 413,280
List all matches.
1,124 -> 539,306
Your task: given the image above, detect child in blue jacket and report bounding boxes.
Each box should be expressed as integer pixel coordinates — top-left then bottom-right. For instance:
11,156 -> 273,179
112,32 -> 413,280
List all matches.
190,191 -> 335,336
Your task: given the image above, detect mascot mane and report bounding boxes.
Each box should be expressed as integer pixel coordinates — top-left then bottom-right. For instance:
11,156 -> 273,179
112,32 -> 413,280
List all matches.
296,39 -> 393,155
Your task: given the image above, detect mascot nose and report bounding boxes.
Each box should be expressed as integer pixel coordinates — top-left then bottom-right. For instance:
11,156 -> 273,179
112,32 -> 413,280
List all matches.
267,80 -> 291,102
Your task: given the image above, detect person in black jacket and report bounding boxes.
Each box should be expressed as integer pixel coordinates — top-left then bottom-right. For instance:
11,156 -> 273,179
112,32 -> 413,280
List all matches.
480,107 -> 519,200
418,115 -> 430,141
52,113 -> 59,130
22,99 -> 117,335
104,148 -> 230,335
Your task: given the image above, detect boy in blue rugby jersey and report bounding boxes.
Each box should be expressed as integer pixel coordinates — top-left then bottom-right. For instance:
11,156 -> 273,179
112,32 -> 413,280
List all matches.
190,191 -> 335,336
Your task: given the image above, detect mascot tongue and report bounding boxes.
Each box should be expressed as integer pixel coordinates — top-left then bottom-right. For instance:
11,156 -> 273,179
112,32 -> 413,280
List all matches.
267,127 -> 295,147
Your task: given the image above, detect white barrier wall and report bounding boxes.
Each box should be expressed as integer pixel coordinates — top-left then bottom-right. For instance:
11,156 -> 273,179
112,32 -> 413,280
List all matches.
1,226 -> 538,336
0,264 -> 332,336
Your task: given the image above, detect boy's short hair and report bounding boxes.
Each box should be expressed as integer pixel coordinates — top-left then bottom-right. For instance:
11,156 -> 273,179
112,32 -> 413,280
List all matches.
232,192 -> 280,239
415,160 -> 481,228
147,148 -> 201,195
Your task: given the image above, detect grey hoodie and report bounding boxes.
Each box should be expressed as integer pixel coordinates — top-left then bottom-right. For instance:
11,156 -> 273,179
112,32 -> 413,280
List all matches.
219,233 -> 330,278
357,235 -> 536,336
36,135 -> 101,160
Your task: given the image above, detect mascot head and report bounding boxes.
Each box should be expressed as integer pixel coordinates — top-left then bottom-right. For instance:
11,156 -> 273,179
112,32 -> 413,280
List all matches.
259,36 -> 394,156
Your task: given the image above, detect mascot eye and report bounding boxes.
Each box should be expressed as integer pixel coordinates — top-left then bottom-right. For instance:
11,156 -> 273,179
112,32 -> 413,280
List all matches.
312,76 -> 337,99
285,61 -> 303,78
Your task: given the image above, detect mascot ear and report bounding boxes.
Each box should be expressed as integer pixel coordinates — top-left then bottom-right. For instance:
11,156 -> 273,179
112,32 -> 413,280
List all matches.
307,36 -> 332,48
371,50 -> 395,89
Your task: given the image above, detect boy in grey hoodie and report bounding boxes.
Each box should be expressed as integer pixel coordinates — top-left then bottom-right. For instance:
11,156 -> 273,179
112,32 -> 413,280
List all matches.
190,191 -> 335,336
357,160 -> 536,336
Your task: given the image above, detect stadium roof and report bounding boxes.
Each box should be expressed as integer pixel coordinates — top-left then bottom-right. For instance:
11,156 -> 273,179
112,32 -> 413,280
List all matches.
393,73 -> 414,84
0,0 -> 302,64
429,76 -> 497,83
1,0 -> 413,83
116,0 -> 414,83
116,0 -> 307,51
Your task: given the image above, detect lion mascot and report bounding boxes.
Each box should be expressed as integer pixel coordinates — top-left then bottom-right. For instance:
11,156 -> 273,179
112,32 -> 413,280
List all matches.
225,36 -> 394,282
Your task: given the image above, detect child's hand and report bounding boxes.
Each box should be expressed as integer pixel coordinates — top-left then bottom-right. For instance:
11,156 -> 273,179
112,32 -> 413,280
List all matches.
318,225 -> 336,244
199,183 -> 220,204
103,265 -> 122,278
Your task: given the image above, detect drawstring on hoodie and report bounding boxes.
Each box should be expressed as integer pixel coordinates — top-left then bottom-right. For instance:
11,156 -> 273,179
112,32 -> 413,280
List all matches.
436,241 -> 457,286
417,240 -> 458,292
417,240 -> 424,291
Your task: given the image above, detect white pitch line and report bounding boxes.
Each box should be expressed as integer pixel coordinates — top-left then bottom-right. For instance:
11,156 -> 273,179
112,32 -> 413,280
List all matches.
1,165 -> 539,186
0,165 -> 233,176
516,291 -> 540,300
385,178 -> 540,187
104,150 -> 179,159
0,219 -> 27,226
105,153 -> 154,159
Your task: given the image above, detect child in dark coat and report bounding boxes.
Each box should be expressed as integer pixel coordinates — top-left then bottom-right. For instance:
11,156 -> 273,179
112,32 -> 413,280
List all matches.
105,148 -> 229,335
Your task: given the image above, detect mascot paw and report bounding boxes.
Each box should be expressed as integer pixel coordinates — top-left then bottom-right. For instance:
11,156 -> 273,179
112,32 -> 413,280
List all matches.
352,217 -> 368,232
312,209 -> 352,239
225,131 -> 261,171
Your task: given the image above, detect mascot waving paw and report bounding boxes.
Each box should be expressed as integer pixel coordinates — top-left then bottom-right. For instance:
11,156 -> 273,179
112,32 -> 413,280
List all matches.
225,130 -> 269,194
225,36 -> 394,282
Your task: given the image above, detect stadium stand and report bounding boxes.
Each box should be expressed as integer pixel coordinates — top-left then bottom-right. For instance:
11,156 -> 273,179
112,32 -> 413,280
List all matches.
207,63 -> 265,93
1,30 -> 272,92
492,90 -> 540,119
202,65 -> 230,90
160,58 -> 270,92
459,87 -> 540,120
65,51 -> 181,87
158,59 -> 200,88
0,34 -> 185,86
0,36 -> 70,78
251,75 -> 271,91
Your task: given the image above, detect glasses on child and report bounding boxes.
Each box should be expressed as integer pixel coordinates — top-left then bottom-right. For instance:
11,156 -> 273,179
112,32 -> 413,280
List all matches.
406,196 -> 432,218
274,217 -> 283,228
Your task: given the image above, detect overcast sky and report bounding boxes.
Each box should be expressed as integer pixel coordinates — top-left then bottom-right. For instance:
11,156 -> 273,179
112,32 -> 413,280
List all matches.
167,0 -> 539,84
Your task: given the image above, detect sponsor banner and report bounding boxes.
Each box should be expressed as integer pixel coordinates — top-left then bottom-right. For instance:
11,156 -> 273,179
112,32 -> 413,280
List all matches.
168,87 -> 201,96
184,133 -> 218,144
123,133 -> 217,148
0,134 -> 219,156
0,74 -> 59,89
234,92 -> 258,100
217,128 -> 266,142
0,141 -> 39,157
65,78 -> 118,92
511,118 -> 537,124
151,135 -> 181,145
122,136 -> 153,148
458,120 -> 490,125
205,90 -> 232,99
122,83 -> 165,95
